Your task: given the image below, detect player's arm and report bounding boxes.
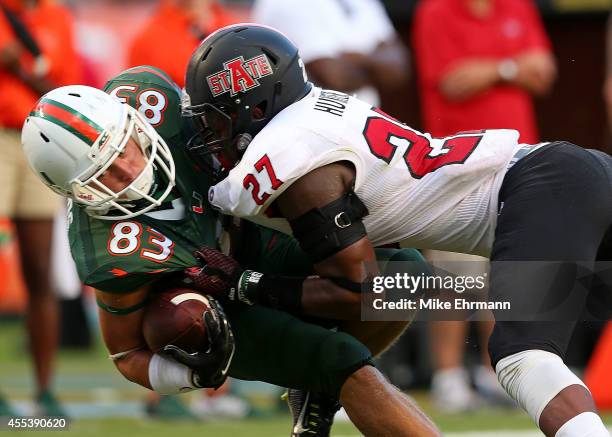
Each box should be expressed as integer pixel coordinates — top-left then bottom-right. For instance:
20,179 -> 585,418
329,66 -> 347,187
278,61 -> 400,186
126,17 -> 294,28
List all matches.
189,162 -> 373,320
275,162 -> 377,318
96,286 -> 233,393
95,287 -> 153,388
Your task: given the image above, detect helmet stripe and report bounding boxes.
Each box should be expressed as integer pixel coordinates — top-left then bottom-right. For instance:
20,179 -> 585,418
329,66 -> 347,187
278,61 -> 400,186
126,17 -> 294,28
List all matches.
30,98 -> 103,146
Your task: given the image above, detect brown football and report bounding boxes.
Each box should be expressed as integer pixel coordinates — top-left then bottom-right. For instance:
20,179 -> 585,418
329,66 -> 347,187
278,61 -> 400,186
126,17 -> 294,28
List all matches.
142,288 -> 211,353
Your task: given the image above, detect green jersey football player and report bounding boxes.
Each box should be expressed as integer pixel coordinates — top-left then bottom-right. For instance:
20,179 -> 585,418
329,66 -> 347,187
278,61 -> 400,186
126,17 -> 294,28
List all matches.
20,68 -> 439,437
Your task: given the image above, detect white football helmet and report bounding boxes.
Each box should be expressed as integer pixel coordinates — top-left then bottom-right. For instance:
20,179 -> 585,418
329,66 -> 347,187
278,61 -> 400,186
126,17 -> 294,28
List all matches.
21,85 -> 176,220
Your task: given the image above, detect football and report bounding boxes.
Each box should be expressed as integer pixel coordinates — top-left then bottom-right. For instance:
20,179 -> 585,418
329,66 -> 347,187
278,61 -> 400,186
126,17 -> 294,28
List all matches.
142,287 -> 211,354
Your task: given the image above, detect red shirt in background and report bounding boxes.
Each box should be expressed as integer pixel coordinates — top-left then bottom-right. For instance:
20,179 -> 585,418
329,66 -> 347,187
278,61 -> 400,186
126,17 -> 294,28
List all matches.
127,1 -> 237,88
0,0 -> 82,129
413,0 -> 552,143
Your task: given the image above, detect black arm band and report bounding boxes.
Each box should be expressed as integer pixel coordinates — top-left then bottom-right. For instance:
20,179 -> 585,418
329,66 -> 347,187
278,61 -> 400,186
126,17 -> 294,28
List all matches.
240,270 -> 305,314
289,190 -> 369,263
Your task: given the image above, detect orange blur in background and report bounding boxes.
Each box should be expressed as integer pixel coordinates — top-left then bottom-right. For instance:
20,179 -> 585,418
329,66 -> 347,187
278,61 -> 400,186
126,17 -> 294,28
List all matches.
0,218 -> 26,313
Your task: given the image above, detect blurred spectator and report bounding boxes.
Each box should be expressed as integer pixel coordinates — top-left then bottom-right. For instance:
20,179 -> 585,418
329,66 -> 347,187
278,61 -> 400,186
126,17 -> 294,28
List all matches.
605,13 -> 612,138
252,0 -> 409,107
413,0 -> 556,144
127,0 -> 237,87
413,0 -> 556,413
51,202 -> 92,351
0,0 -> 82,416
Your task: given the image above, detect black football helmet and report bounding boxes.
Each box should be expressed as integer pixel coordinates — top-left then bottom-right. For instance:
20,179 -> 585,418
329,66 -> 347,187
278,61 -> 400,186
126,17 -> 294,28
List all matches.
183,23 -> 312,170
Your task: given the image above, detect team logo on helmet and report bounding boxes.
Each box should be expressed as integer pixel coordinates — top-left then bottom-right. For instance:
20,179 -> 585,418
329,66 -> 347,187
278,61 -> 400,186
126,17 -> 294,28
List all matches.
206,55 -> 274,97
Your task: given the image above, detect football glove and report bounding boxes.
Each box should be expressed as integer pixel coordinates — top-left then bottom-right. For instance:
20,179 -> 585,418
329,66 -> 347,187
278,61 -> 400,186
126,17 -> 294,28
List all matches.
162,297 -> 235,389
184,246 -> 256,305
185,246 -> 305,312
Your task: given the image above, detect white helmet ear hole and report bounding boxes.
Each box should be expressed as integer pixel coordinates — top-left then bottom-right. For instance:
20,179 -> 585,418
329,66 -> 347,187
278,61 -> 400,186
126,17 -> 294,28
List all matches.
68,92 -> 81,98
39,132 -> 50,142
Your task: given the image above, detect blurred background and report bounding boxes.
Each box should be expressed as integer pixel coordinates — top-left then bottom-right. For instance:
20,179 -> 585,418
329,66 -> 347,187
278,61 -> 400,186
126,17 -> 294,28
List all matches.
1,0 -> 612,435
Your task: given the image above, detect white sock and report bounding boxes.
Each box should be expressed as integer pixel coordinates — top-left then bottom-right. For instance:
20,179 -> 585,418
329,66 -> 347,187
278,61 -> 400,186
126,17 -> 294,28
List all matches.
555,412 -> 609,437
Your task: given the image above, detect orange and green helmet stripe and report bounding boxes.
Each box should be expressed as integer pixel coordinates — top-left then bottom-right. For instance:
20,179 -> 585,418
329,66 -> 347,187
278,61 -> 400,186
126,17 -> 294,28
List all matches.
29,97 -> 103,146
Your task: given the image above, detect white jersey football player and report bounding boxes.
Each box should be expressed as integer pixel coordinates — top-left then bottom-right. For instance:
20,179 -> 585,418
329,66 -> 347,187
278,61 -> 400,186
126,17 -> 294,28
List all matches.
183,24 -> 611,437
210,86 -> 522,257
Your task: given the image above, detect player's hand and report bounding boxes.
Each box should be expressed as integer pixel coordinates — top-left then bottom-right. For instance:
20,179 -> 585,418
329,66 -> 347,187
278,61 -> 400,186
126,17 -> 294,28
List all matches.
185,246 -> 244,297
162,298 -> 235,389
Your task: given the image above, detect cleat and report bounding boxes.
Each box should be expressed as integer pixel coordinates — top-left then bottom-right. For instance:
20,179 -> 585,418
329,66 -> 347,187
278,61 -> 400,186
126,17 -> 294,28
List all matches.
286,389 -> 341,437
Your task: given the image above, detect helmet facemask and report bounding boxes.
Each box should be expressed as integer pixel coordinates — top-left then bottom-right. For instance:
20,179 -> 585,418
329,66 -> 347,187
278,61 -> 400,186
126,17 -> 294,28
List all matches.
182,94 -> 255,176
71,106 -> 176,220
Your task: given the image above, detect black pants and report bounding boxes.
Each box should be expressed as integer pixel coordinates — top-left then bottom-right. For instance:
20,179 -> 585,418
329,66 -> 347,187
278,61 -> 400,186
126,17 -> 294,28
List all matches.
488,142 -> 612,366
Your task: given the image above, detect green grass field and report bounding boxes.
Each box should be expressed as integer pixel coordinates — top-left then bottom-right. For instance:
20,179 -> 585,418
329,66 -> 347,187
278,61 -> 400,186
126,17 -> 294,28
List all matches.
0,415 -> 546,437
0,317 -> 610,437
